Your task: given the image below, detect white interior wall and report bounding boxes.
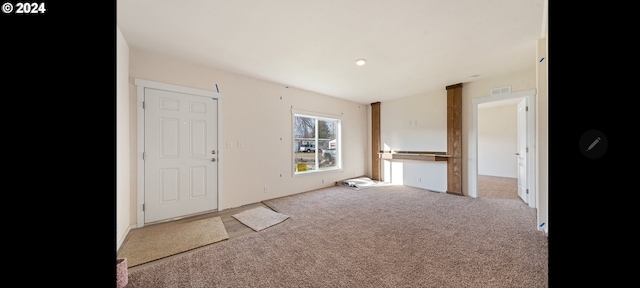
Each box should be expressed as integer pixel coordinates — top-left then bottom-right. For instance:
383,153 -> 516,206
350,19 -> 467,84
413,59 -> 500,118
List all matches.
128,48 -> 368,223
374,67 -> 536,194
116,26 -> 131,250
536,37 -> 548,234
462,67 -> 537,197
379,91 -> 448,192
376,67 -> 536,192
116,43 -> 548,246
478,104 -> 518,178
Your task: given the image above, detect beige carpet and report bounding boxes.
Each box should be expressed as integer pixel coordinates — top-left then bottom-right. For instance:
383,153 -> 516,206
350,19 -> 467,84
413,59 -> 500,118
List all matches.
477,175 -> 520,200
231,206 -> 290,231
117,216 -> 229,268
126,185 -> 547,287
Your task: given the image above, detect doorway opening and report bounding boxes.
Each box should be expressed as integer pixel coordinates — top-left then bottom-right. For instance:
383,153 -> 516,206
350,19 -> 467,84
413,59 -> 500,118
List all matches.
477,98 -> 522,200
477,98 -> 526,199
470,89 -> 536,208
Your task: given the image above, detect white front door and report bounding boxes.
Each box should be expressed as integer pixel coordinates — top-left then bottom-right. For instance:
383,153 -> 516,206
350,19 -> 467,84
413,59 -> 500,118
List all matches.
144,87 -> 218,223
516,98 -> 528,203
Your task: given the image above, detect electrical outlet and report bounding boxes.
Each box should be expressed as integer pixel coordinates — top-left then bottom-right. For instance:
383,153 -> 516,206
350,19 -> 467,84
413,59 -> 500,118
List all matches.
418,177 -> 422,183
264,186 -> 269,193
322,179 -> 325,184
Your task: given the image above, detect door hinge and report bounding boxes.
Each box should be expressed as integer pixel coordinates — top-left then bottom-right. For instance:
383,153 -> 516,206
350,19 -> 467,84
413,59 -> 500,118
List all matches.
526,106 -> 528,112
526,189 -> 529,194
142,204 -> 145,211
142,152 -> 145,160
142,101 -> 145,109
526,147 -> 528,153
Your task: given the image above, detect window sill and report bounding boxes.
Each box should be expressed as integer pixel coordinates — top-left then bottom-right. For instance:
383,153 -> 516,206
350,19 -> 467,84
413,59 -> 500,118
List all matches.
294,167 -> 343,176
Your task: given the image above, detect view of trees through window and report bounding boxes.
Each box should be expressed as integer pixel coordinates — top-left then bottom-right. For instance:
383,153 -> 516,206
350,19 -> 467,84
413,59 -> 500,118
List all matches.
293,114 -> 340,173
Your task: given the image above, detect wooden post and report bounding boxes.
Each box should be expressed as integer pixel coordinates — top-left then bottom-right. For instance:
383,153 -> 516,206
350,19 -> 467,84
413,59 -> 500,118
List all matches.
371,102 -> 381,181
446,84 -> 463,195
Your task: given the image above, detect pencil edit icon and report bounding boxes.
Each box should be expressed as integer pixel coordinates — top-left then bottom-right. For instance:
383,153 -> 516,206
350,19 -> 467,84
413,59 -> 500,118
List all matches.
580,130 -> 606,159
586,137 -> 601,151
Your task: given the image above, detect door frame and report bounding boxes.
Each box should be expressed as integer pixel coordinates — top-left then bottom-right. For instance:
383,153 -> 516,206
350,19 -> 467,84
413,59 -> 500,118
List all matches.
469,89 -> 536,208
516,98 -> 527,203
135,78 -> 224,228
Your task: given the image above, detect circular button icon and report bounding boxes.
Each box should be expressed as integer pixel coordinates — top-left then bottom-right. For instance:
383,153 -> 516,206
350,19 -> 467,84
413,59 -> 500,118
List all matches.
579,130 -> 607,159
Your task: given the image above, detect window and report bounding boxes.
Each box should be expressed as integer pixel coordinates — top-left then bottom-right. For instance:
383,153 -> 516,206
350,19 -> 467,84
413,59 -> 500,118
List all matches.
292,110 -> 341,174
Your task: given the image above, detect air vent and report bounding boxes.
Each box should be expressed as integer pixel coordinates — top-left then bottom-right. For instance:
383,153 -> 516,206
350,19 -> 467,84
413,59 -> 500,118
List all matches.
490,86 -> 511,96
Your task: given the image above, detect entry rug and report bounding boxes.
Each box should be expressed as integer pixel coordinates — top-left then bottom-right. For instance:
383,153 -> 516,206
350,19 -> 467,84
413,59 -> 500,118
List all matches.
117,216 -> 229,268
232,207 -> 290,231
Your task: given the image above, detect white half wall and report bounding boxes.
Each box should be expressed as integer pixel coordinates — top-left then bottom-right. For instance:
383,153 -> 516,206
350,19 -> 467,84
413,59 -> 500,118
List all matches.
379,90 -> 447,192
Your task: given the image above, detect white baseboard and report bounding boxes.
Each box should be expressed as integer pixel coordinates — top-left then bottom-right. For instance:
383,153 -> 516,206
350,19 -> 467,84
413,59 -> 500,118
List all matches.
116,224 -> 137,253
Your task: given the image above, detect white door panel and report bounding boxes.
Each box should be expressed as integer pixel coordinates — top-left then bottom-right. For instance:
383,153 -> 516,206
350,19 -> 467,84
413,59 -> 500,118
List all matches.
144,88 -> 218,223
517,99 -> 528,203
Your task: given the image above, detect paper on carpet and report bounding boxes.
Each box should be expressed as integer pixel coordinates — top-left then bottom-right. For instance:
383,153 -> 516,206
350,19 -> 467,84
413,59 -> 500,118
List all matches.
232,206 -> 290,231
336,176 -> 390,190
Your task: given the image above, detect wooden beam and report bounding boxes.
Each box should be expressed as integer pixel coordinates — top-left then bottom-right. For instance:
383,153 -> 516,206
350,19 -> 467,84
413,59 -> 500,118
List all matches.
446,84 -> 463,195
371,102 -> 381,180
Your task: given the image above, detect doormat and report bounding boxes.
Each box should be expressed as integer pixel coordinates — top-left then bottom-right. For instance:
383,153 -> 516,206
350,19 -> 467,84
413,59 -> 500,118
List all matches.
117,216 -> 229,268
232,207 -> 290,231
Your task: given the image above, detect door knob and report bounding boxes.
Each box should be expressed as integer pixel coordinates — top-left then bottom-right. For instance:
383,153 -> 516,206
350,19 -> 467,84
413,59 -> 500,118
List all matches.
515,153 -> 520,155
211,158 -> 216,162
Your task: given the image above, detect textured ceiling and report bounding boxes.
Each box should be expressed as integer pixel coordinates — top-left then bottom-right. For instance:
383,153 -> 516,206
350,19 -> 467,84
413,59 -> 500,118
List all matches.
117,0 -> 547,104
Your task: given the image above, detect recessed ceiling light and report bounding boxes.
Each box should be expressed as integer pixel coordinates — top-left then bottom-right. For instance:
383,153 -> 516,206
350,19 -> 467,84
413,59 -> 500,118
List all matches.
355,59 -> 366,66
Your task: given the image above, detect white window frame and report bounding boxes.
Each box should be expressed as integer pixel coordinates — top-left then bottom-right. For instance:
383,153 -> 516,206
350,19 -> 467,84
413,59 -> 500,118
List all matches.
291,109 -> 342,176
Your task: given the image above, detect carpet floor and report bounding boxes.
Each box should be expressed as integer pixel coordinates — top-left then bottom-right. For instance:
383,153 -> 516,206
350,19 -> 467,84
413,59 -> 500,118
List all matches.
125,185 -> 547,287
477,175 -> 520,200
